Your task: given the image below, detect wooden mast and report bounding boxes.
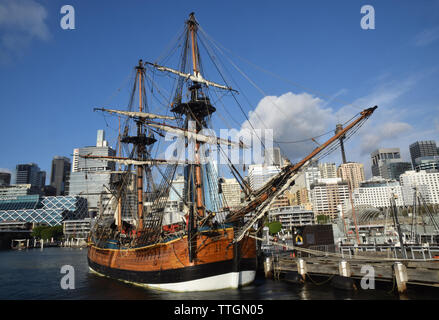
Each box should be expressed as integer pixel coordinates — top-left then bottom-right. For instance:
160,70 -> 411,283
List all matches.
117,116 -> 122,231
188,13 -> 205,220
136,60 -> 144,230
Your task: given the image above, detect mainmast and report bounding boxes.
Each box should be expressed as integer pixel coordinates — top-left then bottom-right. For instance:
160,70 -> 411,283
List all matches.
136,60 -> 146,230
166,12 -> 217,227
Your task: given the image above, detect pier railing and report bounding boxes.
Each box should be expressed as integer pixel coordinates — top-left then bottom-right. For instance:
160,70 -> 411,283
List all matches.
255,235 -> 439,294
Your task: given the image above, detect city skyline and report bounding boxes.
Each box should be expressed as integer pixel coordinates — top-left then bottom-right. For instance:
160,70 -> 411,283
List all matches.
1,1 -> 439,182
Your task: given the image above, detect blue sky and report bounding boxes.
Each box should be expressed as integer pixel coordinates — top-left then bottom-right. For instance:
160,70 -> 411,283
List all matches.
0,0 -> 438,182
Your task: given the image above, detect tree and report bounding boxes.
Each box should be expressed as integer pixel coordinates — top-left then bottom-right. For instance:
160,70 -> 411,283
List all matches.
316,215 -> 329,224
32,225 -> 64,240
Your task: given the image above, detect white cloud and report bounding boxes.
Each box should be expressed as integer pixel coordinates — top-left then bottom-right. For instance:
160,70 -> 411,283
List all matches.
239,92 -> 336,162
237,73 -> 421,171
414,26 -> 439,47
0,0 -> 49,61
359,122 -> 413,156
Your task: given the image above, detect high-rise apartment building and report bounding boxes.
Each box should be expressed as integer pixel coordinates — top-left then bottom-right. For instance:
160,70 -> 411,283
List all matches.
409,141 -> 438,167
337,162 -> 365,190
342,177 -> 404,212
310,178 -> 350,220
219,178 -> 242,209
50,156 -> 71,196
319,162 -> 337,179
400,170 -> 439,205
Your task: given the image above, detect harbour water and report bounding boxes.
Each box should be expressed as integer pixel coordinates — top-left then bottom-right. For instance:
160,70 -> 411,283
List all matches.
0,247 -> 438,300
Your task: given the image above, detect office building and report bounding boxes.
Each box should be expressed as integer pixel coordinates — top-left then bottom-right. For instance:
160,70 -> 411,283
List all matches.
0,172 -> 11,186
68,130 -> 116,213
15,163 -> 46,193
168,174 -> 185,202
337,162 -> 365,190
413,156 -> 439,173
0,184 -> 33,197
264,147 -> 282,167
63,218 -> 92,239
409,141 -> 438,167
268,205 -> 314,231
50,156 -> 71,196
370,148 -> 411,180
248,164 -> 281,191
247,164 -> 290,208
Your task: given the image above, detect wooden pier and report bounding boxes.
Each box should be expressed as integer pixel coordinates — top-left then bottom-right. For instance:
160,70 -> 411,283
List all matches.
253,235 -> 439,293
271,254 -> 439,292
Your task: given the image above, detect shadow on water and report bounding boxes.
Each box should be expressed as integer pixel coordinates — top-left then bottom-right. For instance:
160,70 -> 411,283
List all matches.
0,248 -> 437,300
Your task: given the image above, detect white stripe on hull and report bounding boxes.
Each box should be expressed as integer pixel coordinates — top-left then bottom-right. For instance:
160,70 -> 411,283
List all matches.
89,267 -> 256,292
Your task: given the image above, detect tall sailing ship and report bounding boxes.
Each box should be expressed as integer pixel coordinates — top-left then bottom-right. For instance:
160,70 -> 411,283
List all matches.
85,13 -> 377,292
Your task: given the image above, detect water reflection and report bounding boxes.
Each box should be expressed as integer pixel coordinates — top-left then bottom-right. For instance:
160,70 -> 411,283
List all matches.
0,248 -> 437,300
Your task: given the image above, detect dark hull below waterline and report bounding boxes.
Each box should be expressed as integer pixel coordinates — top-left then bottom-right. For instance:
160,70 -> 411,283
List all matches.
88,256 -> 257,288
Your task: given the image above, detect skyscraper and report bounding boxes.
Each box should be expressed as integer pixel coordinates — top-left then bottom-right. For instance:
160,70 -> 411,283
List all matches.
248,164 -> 281,190
409,141 -> 438,167
50,156 -> 71,196
68,130 -> 116,213
0,172 -> 11,186
370,148 -> 411,180
15,163 -> 45,193
264,147 -> 282,167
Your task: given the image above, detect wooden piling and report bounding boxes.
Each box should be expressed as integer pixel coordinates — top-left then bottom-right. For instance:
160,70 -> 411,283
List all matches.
297,258 -> 307,281
264,256 -> 273,278
339,260 -> 351,277
394,262 -> 408,294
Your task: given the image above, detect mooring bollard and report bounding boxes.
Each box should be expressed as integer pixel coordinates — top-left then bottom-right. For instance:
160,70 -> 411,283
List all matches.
394,262 -> 408,294
264,256 -> 273,278
297,258 -> 307,281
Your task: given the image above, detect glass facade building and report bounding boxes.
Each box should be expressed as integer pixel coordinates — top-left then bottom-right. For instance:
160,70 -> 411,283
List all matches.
0,195 -> 88,226
50,156 -> 71,196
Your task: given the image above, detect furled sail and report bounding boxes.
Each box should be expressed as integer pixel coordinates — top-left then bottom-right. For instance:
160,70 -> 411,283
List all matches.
94,107 -> 176,120
145,61 -> 238,92
145,121 -> 248,148
80,155 -> 194,166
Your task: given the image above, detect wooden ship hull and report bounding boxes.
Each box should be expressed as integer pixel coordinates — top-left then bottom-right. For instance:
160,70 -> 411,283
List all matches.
87,228 -> 257,291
